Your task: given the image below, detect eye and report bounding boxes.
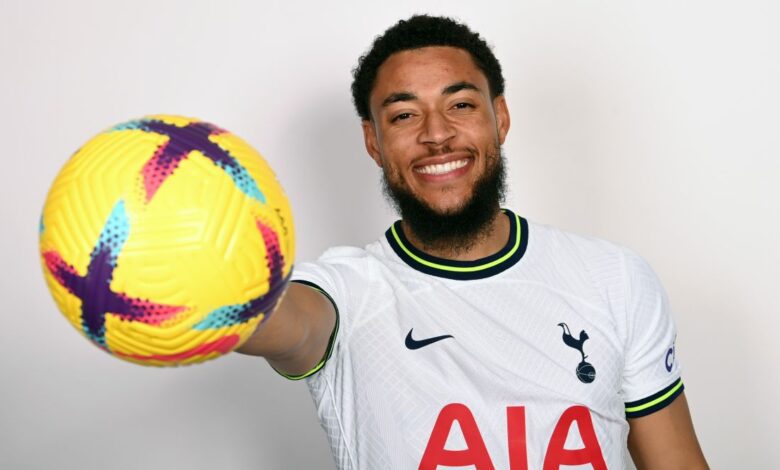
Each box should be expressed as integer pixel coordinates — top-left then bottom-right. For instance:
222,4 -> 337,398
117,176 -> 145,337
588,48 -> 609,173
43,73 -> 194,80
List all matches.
391,112 -> 413,123
453,102 -> 474,110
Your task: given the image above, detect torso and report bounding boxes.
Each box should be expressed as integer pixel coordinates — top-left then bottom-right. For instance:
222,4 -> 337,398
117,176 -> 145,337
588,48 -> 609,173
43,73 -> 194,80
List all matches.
295,210 -> 680,469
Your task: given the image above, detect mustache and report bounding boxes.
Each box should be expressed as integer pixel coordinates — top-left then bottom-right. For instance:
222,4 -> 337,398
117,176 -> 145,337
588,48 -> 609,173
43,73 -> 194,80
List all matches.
415,145 -> 477,160
418,140 -> 500,160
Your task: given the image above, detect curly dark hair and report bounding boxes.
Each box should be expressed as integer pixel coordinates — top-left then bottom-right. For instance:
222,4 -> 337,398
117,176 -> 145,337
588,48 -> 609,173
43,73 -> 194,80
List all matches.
351,14 -> 505,122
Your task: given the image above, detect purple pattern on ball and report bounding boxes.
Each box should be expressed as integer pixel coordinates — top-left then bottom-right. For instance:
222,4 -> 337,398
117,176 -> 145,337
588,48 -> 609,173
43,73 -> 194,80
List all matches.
43,201 -> 186,348
113,119 -> 266,204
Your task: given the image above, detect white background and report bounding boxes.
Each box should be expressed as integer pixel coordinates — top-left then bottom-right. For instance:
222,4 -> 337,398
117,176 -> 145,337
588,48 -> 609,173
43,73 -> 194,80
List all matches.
1,0 -> 777,468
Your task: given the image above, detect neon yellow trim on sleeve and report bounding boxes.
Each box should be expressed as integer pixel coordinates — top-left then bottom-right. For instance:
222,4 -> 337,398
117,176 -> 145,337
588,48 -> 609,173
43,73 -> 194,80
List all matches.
625,380 -> 684,413
272,282 -> 340,381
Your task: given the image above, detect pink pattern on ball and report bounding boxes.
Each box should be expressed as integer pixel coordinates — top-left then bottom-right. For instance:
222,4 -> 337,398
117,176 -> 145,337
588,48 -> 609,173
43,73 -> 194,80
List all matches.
114,334 -> 241,362
115,294 -> 187,325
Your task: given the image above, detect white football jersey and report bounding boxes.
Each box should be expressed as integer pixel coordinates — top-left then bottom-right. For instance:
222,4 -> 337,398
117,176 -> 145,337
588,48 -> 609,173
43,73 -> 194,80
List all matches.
286,209 -> 683,470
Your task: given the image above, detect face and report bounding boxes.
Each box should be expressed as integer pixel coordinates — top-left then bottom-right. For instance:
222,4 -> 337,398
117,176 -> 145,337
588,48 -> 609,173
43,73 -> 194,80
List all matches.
362,46 -> 510,217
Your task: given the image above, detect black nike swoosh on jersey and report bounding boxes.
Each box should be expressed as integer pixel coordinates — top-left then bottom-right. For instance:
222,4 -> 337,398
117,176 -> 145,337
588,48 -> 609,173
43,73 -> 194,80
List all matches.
405,329 -> 454,350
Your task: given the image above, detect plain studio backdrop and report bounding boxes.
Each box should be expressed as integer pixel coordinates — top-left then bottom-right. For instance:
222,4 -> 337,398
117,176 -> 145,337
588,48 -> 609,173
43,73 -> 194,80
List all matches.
1,1 -> 777,468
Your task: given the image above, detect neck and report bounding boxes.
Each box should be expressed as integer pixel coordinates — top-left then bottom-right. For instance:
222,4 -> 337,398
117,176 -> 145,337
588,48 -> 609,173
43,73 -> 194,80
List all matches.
400,208 -> 509,261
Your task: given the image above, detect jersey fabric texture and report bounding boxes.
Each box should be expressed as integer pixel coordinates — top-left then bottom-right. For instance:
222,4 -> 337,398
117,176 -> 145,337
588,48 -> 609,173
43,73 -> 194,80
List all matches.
288,209 -> 683,469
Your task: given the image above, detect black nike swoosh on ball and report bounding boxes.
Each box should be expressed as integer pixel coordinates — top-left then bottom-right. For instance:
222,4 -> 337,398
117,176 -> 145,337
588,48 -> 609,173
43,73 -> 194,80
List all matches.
405,329 -> 454,350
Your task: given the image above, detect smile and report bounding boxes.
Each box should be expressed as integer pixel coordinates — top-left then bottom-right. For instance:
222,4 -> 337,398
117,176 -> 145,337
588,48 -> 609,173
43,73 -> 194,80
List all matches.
414,158 -> 470,176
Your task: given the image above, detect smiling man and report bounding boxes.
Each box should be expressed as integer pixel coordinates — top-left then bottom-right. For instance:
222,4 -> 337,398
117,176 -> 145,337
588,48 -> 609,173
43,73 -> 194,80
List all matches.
237,15 -> 708,469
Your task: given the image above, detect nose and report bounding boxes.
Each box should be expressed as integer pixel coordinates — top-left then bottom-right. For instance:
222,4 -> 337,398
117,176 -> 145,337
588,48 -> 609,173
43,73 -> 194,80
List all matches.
418,111 -> 455,146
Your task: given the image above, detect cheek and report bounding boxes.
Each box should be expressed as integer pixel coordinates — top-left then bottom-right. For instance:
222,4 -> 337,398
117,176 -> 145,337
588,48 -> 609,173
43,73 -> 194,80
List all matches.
452,113 -> 496,138
378,154 -> 403,181
381,129 -> 416,153
377,135 -> 415,168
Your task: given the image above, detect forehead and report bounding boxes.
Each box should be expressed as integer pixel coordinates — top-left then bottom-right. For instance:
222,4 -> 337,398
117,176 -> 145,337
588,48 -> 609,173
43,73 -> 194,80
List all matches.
371,46 -> 488,98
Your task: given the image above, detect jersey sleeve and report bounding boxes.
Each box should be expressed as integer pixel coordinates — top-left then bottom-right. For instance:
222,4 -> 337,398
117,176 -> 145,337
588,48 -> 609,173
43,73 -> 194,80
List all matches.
620,249 -> 684,419
272,246 -> 369,380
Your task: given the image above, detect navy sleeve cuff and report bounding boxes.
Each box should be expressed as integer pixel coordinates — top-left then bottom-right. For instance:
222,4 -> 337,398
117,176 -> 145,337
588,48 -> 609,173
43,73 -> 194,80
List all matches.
625,377 -> 685,419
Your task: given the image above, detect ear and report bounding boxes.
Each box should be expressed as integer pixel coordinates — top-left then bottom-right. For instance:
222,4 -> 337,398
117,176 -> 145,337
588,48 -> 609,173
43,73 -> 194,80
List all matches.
361,120 -> 383,167
493,95 -> 511,145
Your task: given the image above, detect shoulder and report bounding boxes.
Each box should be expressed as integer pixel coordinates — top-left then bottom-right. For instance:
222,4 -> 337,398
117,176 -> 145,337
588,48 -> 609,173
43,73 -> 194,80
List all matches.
296,241 -> 385,273
523,219 -> 665,309
529,220 -> 662,275
293,245 -> 371,284
291,241 -> 391,299
529,220 -> 627,261
525,220 -> 639,281
315,245 -> 374,264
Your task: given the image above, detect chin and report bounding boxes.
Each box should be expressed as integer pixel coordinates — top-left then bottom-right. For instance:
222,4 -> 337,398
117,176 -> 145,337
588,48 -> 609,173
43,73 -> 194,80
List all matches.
418,188 -> 475,214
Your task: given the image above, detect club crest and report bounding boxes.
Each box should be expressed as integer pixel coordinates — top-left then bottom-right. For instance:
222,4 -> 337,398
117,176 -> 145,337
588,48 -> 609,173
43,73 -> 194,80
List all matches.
558,322 -> 596,384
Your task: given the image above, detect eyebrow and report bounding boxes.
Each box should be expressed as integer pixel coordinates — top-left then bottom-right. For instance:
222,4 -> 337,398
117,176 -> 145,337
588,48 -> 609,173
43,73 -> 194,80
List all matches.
442,81 -> 481,95
380,81 -> 482,108
381,92 -> 416,107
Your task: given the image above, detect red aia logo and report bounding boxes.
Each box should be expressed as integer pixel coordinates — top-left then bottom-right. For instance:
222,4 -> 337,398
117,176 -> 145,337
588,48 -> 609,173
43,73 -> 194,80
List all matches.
419,404 -> 607,470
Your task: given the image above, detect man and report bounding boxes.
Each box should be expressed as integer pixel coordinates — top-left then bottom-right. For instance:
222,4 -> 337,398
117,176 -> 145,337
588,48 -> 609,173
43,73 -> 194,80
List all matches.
238,15 -> 708,469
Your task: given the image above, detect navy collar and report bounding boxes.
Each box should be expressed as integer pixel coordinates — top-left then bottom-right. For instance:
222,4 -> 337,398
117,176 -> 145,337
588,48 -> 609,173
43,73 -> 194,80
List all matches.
385,209 -> 529,280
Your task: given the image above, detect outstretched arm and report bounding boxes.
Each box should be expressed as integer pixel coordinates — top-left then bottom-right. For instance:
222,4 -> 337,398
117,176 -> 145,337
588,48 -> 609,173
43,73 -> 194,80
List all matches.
235,282 -> 337,377
628,392 -> 708,470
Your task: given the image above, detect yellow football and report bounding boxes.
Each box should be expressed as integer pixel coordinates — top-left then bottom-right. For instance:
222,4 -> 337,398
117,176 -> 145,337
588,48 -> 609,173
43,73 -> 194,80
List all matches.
39,115 -> 294,366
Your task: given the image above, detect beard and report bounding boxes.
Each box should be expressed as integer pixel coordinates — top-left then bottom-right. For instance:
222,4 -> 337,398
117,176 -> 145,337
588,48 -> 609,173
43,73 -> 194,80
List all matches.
381,145 -> 507,255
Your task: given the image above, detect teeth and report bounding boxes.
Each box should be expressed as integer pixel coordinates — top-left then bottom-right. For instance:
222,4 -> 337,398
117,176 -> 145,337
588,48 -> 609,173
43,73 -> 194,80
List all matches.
416,159 -> 469,175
